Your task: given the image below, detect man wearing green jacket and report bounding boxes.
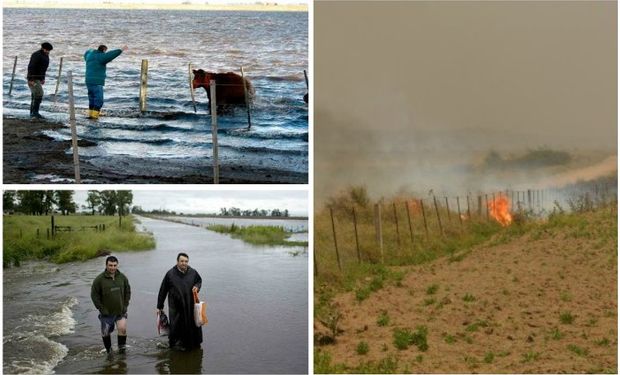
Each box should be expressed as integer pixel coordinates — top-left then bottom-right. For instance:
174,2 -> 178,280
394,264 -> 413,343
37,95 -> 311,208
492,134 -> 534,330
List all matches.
84,44 -> 127,119
91,256 -> 131,354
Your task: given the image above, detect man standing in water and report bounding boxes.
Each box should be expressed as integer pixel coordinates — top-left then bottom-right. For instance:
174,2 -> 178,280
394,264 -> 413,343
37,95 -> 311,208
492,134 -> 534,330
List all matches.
83,44 -> 128,119
91,256 -> 131,355
157,252 -> 204,351
27,42 -> 53,119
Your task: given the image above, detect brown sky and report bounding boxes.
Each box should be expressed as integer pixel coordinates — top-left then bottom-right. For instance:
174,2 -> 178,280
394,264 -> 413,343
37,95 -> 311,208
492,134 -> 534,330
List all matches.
315,1 -> 617,202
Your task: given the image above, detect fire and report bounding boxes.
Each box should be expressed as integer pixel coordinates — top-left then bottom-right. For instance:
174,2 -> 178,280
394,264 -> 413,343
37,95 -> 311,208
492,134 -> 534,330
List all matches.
488,195 -> 512,226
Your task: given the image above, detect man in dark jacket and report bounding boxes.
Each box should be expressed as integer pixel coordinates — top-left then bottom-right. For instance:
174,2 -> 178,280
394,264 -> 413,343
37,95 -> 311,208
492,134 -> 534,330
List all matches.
83,44 -> 127,119
27,42 -> 53,119
157,252 -> 203,351
91,256 -> 131,354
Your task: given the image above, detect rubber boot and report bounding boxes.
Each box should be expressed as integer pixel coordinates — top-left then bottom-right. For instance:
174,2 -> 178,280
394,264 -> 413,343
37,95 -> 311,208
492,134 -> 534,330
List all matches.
102,335 -> 112,354
118,335 -> 127,353
31,98 -> 44,119
91,110 -> 100,120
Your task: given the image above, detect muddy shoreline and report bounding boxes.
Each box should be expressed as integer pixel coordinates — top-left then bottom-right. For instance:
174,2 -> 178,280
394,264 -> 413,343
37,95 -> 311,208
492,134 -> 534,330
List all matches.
3,116 -> 307,184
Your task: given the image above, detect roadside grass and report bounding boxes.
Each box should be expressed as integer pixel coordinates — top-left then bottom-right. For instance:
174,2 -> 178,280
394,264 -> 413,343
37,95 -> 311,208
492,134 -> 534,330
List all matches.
3,215 -> 155,266
207,223 -> 308,247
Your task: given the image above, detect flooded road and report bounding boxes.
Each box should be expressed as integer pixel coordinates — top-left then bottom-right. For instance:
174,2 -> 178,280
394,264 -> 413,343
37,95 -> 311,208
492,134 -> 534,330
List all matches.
3,216 -> 308,374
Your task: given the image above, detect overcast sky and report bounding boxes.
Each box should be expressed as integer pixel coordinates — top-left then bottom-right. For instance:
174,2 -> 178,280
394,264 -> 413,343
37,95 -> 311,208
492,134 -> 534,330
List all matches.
315,1 -> 617,201
74,190 -> 308,216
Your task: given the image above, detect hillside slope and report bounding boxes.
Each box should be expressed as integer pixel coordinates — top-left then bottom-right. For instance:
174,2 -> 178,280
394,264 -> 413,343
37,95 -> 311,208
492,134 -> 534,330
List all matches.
316,210 -> 617,373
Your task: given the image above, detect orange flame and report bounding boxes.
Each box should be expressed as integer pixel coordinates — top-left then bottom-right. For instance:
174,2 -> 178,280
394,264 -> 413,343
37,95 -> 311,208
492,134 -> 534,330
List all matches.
488,195 -> 512,226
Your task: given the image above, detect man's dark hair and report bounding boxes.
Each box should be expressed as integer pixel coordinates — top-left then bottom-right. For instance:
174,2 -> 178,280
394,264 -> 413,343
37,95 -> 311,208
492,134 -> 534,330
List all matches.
41,42 -> 53,51
106,256 -> 119,264
177,252 -> 189,261
98,45 -> 107,52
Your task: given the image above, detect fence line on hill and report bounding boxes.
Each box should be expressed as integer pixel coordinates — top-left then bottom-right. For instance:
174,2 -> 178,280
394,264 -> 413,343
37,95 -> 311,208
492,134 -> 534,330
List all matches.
315,181 -> 617,276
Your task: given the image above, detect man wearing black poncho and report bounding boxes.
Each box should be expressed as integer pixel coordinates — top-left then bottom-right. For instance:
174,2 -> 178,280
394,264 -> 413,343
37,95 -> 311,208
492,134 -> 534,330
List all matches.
157,252 -> 203,350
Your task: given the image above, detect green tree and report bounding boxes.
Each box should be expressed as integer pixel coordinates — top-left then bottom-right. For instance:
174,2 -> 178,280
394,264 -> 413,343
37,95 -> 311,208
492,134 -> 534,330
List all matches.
3,191 -> 16,213
55,191 -> 76,215
99,191 -> 118,216
86,191 -> 101,215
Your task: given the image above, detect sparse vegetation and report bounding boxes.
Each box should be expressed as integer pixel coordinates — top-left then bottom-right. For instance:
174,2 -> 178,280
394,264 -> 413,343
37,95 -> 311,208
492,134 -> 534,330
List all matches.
207,224 -> 307,247
483,352 -> 495,364
426,283 -> 439,295
356,341 -> 369,355
393,326 -> 428,351
463,293 -> 476,302
560,311 -> 575,324
567,344 -> 589,357
521,351 -> 540,363
377,311 -> 390,327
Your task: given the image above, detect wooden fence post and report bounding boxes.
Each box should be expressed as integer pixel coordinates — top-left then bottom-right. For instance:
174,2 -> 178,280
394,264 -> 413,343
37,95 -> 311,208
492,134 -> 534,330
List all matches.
405,201 -> 414,253
420,199 -> 429,239
467,195 -> 471,219
527,189 -> 532,210
374,203 -> 384,263
444,196 -> 452,224
139,59 -> 148,113
67,71 -> 81,184
485,194 -> 490,220
352,207 -> 361,263
51,215 -> 55,238
433,196 -> 444,236
456,196 -> 463,227
478,195 -> 482,218
210,80 -> 219,184
53,56 -> 64,103
47,228 -> 50,240
188,63 -> 197,113
8,56 -> 17,96
330,207 -> 342,271
393,202 -> 401,251
240,66 -> 252,130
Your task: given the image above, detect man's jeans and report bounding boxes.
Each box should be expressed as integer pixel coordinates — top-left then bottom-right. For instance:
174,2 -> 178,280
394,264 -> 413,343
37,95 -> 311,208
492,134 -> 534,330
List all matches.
87,84 -> 104,111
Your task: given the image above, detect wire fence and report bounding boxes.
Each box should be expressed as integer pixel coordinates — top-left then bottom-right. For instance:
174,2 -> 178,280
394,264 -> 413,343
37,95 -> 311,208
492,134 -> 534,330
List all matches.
315,180 -> 617,277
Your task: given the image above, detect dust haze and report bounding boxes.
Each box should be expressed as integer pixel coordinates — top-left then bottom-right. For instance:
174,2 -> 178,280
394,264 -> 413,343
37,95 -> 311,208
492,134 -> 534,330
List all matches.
315,1 -> 617,204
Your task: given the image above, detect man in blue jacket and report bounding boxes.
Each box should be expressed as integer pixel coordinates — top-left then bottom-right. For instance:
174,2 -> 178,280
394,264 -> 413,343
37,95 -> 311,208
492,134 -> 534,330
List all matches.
84,44 -> 127,119
27,42 -> 53,119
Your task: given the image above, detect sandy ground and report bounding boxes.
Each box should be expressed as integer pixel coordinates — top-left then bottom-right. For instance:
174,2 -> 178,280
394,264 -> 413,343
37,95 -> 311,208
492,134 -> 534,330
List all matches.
3,116 -> 307,184
315,217 -> 617,373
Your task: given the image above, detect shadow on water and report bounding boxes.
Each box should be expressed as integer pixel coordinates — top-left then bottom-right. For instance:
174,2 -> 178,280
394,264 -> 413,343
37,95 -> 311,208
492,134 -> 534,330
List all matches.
154,348 -> 204,374
97,348 -> 203,374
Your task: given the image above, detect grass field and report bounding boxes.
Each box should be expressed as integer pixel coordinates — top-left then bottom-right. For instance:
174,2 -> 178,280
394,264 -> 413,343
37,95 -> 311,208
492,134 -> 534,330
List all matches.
3,215 -> 156,266
207,223 -> 308,247
314,197 -> 617,373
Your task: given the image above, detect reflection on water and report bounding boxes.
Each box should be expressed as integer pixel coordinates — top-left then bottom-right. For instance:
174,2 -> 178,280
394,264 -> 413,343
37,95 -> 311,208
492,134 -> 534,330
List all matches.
155,348 -> 204,374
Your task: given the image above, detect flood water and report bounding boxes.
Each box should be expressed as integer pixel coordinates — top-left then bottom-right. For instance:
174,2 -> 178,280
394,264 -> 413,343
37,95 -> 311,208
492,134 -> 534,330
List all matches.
3,8 -> 308,179
3,216 -> 308,374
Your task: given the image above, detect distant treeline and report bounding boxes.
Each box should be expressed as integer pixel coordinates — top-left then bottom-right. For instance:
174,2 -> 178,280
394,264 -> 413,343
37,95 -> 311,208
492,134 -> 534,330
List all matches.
3,190 -> 134,216
132,206 -> 292,218
484,147 -> 572,169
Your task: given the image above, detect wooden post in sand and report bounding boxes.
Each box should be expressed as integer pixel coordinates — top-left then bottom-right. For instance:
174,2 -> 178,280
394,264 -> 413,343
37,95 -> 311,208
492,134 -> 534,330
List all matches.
374,203 -> 384,263
188,63 -> 197,113
420,199 -> 429,239
240,66 -> 252,130
352,207 -> 361,263
8,56 -> 17,96
444,197 -> 452,223
456,196 -> 463,227
53,57 -> 64,103
405,201 -> 414,253
433,196 -> 444,236
210,80 -> 220,184
139,59 -> 148,113
67,71 -> 81,184
393,202 -> 401,251
330,207 -> 342,271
